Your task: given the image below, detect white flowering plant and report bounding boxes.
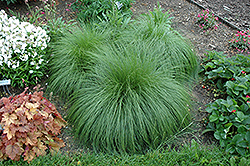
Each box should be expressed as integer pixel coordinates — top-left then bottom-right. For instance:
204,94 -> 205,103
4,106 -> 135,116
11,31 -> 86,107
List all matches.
0,10 -> 50,87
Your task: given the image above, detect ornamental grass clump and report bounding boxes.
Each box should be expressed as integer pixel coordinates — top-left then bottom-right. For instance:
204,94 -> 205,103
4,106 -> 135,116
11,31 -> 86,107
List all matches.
68,41 -> 192,153
48,24 -> 109,99
0,10 -> 50,87
133,5 -> 199,79
49,6 -> 198,154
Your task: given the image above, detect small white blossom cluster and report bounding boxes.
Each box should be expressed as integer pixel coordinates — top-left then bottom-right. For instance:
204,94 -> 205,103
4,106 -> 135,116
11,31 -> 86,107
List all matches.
0,10 -> 50,70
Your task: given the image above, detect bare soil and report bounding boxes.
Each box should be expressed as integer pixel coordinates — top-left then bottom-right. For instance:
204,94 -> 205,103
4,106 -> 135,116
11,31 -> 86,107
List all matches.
0,0 -> 249,154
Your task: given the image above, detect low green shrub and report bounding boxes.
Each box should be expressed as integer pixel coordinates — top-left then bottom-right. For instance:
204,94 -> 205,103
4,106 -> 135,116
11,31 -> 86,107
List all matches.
200,51 -> 250,96
201,51 -> 250,156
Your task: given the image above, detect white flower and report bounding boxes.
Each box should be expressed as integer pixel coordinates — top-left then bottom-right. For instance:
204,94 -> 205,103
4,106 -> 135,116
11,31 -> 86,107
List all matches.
0,9 -> 49,81
12,64 -> 17,69
38,59 -> 44,64
7,61 -> 11,68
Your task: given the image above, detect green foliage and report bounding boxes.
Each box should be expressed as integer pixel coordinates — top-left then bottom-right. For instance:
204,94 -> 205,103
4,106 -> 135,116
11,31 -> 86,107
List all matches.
133,5 -> 199,79
229,30 -> 250,53
70,0 -> 133,23
200,51 -> 250,95
49,7 -> 198,153
134,2 -> 174,38
202,51 -> 250,156
47,24 -> 109,99
41,0 -> 76,41
0,48 -> 48,88
68,41 -> 191,153
0,87 -> 66,162
1,140 -> 248,165
204,96 -> 250,156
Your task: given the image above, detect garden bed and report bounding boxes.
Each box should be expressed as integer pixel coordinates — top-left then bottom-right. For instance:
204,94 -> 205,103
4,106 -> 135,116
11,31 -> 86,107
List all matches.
0,0 -> 249,159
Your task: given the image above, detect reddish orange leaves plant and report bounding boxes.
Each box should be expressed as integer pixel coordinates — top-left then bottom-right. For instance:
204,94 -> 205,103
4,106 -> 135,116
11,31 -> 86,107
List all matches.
0,87 -> 66,162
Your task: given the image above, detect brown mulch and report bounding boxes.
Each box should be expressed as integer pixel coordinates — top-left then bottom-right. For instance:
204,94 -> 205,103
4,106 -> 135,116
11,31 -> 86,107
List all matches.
0,0 -> 249,153
193,0 -> 250,30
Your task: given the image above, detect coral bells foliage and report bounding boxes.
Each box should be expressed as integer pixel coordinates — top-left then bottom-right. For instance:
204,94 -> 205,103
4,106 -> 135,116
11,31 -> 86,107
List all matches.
0,10 -> 50,87
229,30 -> 250,53
196,9 -> 221,31
0,87 -> 66,162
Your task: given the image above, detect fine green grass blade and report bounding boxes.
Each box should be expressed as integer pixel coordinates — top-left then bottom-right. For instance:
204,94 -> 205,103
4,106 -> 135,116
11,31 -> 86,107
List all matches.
47,24 -> 109,99
68,41 -> 192,153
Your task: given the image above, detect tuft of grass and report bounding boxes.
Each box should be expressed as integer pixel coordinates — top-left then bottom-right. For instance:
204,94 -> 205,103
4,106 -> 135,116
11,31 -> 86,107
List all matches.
47,24 -> 109,99
132,5 -> 199,79
67,41 -> 192,153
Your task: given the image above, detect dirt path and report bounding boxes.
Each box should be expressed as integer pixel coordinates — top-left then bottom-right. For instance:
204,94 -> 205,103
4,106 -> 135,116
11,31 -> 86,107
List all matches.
193,0 -> 250,30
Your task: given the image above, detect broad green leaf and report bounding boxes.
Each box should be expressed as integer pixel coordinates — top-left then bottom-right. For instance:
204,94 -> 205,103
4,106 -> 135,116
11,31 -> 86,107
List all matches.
237,77 -> 248,84
242,117 -> 250,125
237,140 -> 248,148
237,125 -> 247,134
221,132 -> 227,139
232,99 -> 238,105
209,114 -> 219,122
224,122 -> 233,128
219,115 -> 225,121
237,111 -> 245,121
205,106 -> 216,113
235,85 -> 247,91
214,131 -> 221,140
245,131 -> 250,144
225,81 -> 235,89
232,134 -> 244,144
224,123 -> 232,134
232,89 -> 240,95
227,97 -> 234,106
220,139 -> 227,147
226,144 -> 235,154
235,147 -> 246,156
243,88 -> 250,95
240,104 -> 249,112
238,84 -> 248,89
213,67 -> 223,73
204,62 -> 216,70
